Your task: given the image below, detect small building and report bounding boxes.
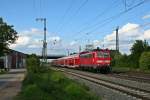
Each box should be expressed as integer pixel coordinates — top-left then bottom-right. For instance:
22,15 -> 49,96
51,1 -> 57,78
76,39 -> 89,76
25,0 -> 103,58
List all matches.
0,49 -> 27,69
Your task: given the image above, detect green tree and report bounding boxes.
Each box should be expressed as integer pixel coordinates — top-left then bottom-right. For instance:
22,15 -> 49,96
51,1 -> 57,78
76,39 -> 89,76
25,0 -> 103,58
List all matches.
113,53 -> 131,68
139,52 -> 150,70
27,54 -> 40,73
110,50 -> 120,67
0,17 -> 18,56
130,40 -> 149,68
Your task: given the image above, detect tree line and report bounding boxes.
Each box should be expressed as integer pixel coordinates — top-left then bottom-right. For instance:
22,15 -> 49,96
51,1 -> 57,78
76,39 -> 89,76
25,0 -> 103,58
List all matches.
111,40 -> 150,70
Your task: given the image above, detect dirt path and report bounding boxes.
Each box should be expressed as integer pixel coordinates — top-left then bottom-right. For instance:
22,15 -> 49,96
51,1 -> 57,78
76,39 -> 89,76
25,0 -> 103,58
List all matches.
0,69 -> 26,100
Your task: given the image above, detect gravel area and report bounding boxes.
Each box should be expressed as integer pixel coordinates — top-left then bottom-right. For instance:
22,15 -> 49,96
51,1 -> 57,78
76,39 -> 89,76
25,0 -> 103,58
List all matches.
64,68 -> 150,92
64,72 -> 141,100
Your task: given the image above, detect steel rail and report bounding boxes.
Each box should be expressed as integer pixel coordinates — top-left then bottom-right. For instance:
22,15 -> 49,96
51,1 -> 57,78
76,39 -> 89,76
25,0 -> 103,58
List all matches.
53,67 -> 150,100
112,74 -> 150,83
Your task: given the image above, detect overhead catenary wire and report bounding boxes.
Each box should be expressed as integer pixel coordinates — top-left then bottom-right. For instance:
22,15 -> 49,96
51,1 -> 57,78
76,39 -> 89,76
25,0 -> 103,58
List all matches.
56,0 -> 74,33
90,0 -> 149,33
73,0 -> 120,35
57,0 -> 89,33
90,0 -> 148,33
72,0 -> 120,41
74,0 -> 149,38
103,22 -> 150,46
122,0 -> 135,9
75,22 -> 150,49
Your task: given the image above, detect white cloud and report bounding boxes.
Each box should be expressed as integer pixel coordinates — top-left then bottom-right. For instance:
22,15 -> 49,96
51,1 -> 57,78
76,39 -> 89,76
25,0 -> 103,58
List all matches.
9,28 -> 44,49
10,35 -> 30,48
142,14 -> 150,19
28,44 -> 41,48
28,39 -> 43,48
92,40 -> 101,47
103,23 -> 150,54
9,28 -> 67,55
21,28 -> 43,36
143,29 -> 150,39
104,23 -> 141,42
10,24 -> 150,55
70,41 -> 77,46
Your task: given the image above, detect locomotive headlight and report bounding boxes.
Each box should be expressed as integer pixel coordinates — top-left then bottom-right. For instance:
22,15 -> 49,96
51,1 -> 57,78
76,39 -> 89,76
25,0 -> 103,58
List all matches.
104,60 -> 110,63
97,60 -> 103,63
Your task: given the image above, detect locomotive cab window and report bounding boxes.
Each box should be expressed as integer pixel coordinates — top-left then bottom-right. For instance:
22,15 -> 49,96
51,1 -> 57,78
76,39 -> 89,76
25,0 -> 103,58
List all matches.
80,53 -> 93,58
97,52 -> 103,58
97,51 -> 110,58
103,52 -> 110,58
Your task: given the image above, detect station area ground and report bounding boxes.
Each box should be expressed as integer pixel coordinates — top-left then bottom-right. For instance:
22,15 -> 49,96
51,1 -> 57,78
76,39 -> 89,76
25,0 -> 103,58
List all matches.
0,68 -> 26,100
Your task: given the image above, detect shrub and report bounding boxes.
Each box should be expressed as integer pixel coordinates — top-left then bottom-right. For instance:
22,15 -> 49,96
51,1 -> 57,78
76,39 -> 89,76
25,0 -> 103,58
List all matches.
16,69 -> 99,100
26,54 -> 47,73
26,54 -> 40,73
139,52 -> 150,70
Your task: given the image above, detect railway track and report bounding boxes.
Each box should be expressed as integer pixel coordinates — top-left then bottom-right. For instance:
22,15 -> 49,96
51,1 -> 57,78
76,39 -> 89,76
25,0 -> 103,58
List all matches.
110,73 -> 150,84
53,67 -> 150,100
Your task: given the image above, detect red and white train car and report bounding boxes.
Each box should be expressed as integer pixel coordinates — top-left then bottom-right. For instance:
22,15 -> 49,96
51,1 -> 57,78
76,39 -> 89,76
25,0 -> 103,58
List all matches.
52,49 -> 111,73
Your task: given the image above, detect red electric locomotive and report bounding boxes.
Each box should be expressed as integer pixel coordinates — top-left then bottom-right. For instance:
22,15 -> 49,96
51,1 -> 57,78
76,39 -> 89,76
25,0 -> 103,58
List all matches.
79,49 -> 111,73
52,49 -> 111,73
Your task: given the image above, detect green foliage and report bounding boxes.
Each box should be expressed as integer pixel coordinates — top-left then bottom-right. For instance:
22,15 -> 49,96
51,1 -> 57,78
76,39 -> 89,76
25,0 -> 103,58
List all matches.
26,54 -> 40,73
0,69 -> 7,74
113,54 -> 130,68
16,84 -> 53,100
26,54 -> 47,73
20,54 -> 100,99
111,40 -> 150,70
0,17 -> 18,56
15,69 -> 99,100
139,52 -> 150,70
130,40 -> 150,68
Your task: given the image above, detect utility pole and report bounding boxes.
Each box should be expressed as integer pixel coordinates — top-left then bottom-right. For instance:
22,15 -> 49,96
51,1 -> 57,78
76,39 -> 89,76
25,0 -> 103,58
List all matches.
116,26 -> 119,53
79,45 -> 81,53
67,49 -> 70,56
36,18 -> 47,63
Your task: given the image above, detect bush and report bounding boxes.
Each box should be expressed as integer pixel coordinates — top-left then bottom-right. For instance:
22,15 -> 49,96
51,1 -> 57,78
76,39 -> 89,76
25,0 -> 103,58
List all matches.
16,69 -> 99,100
16,54 -> 99,100
26,54 -> 47,73
112,54 -> 131,68
139,52 -> 150,70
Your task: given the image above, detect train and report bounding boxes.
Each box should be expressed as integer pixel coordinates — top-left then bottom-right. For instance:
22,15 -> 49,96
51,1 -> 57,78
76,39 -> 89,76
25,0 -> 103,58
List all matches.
51,48 -> 111,73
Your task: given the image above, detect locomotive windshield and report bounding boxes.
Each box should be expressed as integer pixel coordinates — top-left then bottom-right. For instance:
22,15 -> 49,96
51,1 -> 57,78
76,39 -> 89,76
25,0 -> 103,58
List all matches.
97,51 -> 110,58
103,52 -> 110,58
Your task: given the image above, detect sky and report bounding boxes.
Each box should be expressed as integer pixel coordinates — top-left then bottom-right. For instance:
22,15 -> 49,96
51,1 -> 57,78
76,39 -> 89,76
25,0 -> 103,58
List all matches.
0,0 -> 150,55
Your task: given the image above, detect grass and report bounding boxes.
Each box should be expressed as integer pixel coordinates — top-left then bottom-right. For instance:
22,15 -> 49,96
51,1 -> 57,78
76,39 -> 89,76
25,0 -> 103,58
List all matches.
15,68 -> 100,100
112,67 -> 130,73
0,69 -> 7,74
